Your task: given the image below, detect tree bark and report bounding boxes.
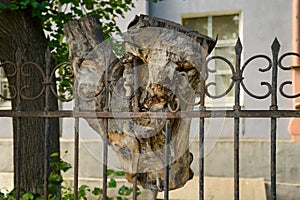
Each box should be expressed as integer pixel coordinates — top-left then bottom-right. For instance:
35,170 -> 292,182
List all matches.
0,4 -> 60,193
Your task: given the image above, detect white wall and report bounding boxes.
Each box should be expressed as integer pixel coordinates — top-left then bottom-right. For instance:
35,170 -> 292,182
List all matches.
115,0 -> 148,32
149,0 -> 294,139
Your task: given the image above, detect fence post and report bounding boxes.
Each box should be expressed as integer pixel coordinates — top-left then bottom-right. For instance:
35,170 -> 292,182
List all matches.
102,46 -> 110,200
43,47 -> 52,200
15,49 -> 22,200
270,38 -> 280,200
164,120 -> 171,200
199,66 -> 206,200
233,38 -> 243,200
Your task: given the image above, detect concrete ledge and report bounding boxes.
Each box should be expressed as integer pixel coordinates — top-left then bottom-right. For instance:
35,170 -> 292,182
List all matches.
0,172 -> 13,193
1,139 -> 300,199
157,177 -> 266,200
265,182 -> 300,200
2,172 -> 300,200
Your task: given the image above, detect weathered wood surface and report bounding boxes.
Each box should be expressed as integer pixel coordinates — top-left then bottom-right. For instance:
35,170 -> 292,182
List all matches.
64,14 -> 216,192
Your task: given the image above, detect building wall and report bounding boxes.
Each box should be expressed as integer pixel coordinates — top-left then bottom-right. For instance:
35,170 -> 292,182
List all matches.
0,1 -> 294,140
115,0 -> 148,32
149,0 -> 294,139
1,139 -> 300,199
0,1 -> 298,199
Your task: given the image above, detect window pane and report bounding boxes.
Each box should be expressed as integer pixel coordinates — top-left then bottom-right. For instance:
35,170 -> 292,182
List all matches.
0,67 -> 5,79
0,68 -> 9,103
215,46 -> 235,71
182,13 -> 239,100
215,74 -> 234,96
213,14 -> 239,40
182,17 -> 208,35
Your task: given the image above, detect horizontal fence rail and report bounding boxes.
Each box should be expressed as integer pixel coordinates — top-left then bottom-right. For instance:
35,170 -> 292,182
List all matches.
0,38 -> 300,200
1,110 -> 300,118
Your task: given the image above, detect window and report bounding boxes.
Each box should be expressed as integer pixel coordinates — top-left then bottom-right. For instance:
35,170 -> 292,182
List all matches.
0,67 -> 11,108
182,12 -> 241,106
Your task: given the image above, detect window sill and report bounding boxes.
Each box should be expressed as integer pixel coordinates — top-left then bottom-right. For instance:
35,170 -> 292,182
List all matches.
0,102 -> 11,110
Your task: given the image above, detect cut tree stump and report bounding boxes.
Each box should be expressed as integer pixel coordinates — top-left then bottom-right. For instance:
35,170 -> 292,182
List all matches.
64,14 -> 216,192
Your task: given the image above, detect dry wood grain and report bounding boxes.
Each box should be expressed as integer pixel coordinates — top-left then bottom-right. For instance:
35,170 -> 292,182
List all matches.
64,14 -> 216,192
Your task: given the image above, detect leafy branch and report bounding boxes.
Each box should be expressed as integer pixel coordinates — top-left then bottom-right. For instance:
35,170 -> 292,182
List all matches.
0,152 -> 141,200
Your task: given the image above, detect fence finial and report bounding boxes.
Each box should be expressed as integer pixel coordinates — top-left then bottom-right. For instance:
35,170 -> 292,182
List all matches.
235,37 -> 243,54
271,37 -> 281,53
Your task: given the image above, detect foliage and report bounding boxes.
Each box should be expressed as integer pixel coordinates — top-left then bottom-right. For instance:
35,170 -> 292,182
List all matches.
0,0 -> 135,64
0,152 -> 141,200
0,0 -> 135,99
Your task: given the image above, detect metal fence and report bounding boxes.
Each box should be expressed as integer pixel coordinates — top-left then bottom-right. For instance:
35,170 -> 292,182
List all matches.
1,38 -> 300,200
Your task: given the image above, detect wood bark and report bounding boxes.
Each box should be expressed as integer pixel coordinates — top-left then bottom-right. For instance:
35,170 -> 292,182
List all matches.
64,14 -> 215,192
0,2 -> 60,193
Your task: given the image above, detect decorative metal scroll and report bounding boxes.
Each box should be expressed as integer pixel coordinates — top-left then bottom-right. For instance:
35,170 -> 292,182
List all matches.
0,38 -> 300,105
0,51 -> 73,103
1,37 -> 300,200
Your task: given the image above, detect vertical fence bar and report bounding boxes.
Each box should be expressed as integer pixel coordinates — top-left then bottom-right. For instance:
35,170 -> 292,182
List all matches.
270,118 -> 277,200
233,38 -> 242,200
43,48 -> 51,200
102,56 -> 110,200
102,122 -> 108,200
164,120 -> 171,200
73,74 -> 79,200
132,174 -> 138,200
132,58 -> 139,200
233,115 -> 240,200
15,50 -> 21,200
270,38 -> 280,200
199,72 -> 206,200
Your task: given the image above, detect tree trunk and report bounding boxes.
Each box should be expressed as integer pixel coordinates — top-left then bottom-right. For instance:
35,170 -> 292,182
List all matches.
0,4 -> 60,193
64,14 -> 215,192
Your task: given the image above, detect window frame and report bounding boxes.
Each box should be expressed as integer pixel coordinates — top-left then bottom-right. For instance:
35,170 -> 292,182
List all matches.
0,65 -> 11,109
181,10 -> 243,108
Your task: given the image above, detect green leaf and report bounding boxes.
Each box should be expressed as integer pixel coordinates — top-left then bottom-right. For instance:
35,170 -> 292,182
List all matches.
78,185 -> 89,200
92,187 -> 103,196
48,172 -> 63,183
0,4 -> 8,10
8,3 -> 19,10
79,185 -> 89,191
136,187 -> 141,196
118,185 -> 127,195
114,171 -> 125,176
34,195 -> 44,200
31,1 -> 39,9
50,152 -> 59,157
118,185 -> 132,196
58,160 -> 72,172
20,192 -> 34,200
108,178 -> 117,188
48,183 -> 60,194
85,0 -> 94,10
115,9 -> 123,15
107,169 -> 115,176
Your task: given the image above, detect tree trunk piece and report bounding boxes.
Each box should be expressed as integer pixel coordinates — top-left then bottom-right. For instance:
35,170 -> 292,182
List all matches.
64,14 -> 215,192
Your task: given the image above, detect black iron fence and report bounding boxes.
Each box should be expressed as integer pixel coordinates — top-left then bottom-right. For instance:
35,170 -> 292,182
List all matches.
0,38 -> 300,200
